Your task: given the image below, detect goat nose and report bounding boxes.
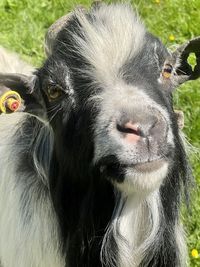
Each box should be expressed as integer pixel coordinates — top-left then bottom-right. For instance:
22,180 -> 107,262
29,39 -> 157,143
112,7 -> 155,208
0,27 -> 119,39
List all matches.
116,121 -> 143,143
116,112 -> 167,144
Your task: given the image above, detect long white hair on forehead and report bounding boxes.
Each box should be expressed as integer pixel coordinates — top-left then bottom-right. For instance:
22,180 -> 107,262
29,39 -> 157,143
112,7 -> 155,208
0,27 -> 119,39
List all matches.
70,3 -> 145,84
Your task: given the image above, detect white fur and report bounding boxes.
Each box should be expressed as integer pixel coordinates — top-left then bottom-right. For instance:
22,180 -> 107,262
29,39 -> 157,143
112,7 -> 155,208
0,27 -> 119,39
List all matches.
101,189 -> 187,267
0,113 -> 65,267
175,222 -> 188,267
72,4 -> 145,84
100,190 -> 162,267
0,47 -> 34,75
117,162 -> 168,194
117,191 -> 162,267
0,46 -> 64,267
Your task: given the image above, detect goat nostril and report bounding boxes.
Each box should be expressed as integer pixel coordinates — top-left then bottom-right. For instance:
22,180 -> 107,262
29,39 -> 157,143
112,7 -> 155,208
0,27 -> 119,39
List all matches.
117,122 -> 142,136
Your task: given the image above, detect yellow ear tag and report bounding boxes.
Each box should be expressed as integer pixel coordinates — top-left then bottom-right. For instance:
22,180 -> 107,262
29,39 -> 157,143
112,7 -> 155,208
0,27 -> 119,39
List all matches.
162,71 -> 171,79
0,91 -> 22,113
162,64 -> 173,79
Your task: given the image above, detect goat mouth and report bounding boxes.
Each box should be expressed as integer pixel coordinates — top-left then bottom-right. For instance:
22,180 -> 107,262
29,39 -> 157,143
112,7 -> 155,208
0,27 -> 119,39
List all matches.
99,157 -> 167,183
133,159 -> 166,172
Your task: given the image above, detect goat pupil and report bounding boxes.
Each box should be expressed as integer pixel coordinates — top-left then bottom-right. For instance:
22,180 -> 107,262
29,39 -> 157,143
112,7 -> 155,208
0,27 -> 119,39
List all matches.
48,86 -> 62,100
164,68 -> 172,73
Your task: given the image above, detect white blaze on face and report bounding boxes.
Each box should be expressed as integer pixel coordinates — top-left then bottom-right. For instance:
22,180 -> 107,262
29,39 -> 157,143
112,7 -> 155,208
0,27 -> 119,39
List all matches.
73,4 -> 174,196
73,4 -> 146,84
92,81 -> 173,194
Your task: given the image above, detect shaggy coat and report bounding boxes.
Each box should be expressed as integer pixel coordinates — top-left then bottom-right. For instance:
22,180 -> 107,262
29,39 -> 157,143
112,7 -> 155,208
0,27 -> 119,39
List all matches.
0,3 -> 200,267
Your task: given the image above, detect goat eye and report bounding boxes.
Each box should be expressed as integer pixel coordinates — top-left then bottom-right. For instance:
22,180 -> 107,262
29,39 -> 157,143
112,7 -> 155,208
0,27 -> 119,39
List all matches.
47,85 -> 63,100
162,64 -> 173,79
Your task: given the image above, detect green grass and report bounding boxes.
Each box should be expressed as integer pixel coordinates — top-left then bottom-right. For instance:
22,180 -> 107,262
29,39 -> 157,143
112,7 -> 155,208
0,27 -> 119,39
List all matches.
0,0 -> 200,265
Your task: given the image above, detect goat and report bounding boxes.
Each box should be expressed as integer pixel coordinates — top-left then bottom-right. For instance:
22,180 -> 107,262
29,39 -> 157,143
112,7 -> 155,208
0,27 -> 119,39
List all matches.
0,3 -> 199,267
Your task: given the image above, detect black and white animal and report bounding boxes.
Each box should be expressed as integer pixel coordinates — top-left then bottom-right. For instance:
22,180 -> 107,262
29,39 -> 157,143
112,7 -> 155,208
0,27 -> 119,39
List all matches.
0,3 -> 200,267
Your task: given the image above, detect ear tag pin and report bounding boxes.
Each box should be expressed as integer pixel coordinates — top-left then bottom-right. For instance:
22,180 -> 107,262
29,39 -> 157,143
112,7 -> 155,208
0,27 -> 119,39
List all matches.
0,91 -> 22,113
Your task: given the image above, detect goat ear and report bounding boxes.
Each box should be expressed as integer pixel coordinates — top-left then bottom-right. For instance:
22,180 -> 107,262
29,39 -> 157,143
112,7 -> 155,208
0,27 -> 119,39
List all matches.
45,6 -> 86,56
0,73 -> 43,113
44,5 -> 87,56
45,13 -> 73,56
92,0 -> 104,8
171,36 -> 200,85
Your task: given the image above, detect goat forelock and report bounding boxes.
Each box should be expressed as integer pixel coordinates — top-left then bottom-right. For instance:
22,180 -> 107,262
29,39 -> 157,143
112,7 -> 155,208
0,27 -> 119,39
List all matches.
67,4 -> 145,84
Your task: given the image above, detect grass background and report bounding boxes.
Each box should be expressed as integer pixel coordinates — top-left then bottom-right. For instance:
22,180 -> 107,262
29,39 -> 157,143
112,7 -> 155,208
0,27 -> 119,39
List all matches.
0,0 -> 199,265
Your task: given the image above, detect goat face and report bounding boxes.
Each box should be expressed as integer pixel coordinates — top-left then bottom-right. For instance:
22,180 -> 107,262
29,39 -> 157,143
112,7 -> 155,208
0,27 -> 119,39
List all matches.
0,4 -> 199,195
38,4 -> 200,195
39,33 -> 174,195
